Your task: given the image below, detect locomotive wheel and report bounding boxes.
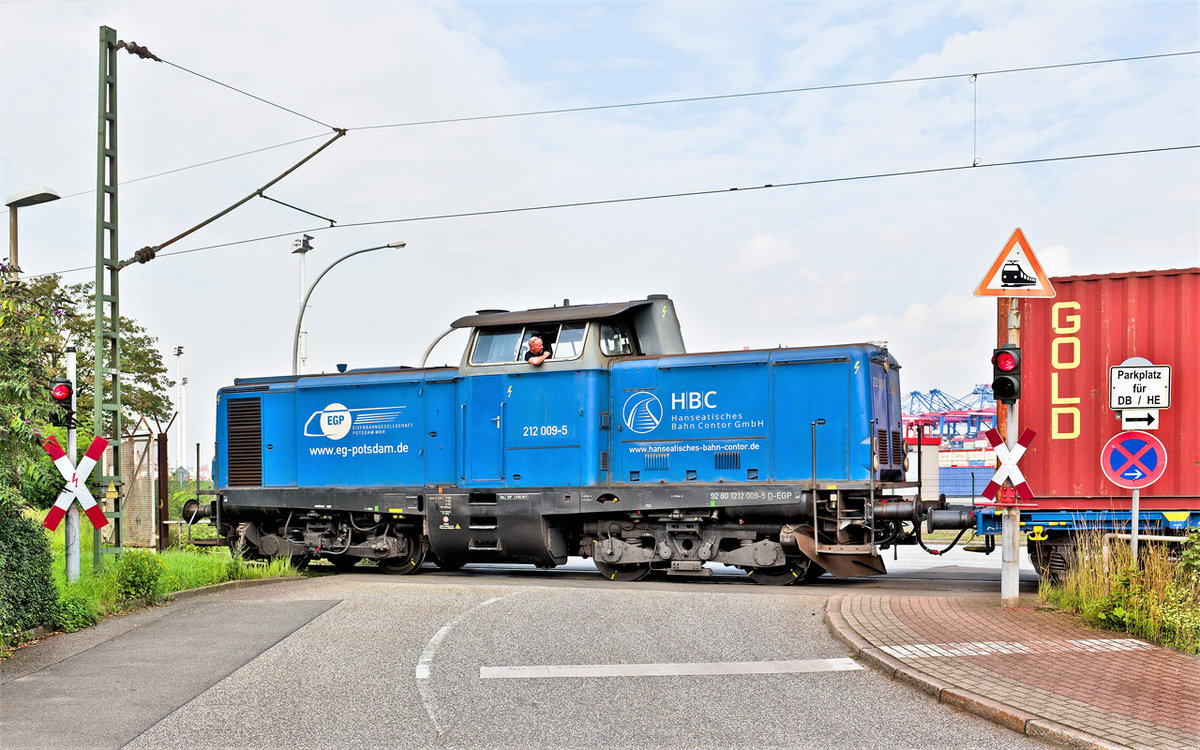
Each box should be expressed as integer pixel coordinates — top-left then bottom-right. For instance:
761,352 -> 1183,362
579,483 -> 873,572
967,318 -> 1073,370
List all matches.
378,534 -> 426,575
593,560 -> 652,582
743,557 -> 823,586
327,555 -> 361,571
229,524 -> 263,561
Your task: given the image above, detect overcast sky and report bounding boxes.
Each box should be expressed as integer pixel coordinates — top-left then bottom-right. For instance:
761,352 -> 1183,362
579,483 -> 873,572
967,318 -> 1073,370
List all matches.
3,0 -> 1197,472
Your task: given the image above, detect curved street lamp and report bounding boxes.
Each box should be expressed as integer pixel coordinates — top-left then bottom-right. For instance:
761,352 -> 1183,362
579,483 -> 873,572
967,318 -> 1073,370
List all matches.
292,241 -> 405,375
6,186 -> 61,280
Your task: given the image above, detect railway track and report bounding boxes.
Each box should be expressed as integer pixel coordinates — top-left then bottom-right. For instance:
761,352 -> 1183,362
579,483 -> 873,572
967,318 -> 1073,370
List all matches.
308,556 -> 1039,594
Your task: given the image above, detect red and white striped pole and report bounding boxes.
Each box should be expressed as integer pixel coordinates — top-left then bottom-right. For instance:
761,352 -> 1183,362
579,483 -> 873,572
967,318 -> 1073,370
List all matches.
65,347 -> 79,582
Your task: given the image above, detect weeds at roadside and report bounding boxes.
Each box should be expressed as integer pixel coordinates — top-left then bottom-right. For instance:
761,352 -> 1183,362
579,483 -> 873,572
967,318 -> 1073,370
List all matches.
1040,529 -> 1200,654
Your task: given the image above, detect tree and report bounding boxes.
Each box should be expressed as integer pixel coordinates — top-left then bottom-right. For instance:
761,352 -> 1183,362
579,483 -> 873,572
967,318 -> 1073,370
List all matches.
1,269 -> 65,641
24,276 -> 174,428
1,272 -> 174,513
0,269 -> 58,518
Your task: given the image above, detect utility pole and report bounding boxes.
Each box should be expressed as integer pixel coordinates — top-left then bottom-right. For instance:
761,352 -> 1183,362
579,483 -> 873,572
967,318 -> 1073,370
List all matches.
180,377 -> 187,477
173,346 -> 183,470
292,235 -> 314,374
94,25 -> 123,565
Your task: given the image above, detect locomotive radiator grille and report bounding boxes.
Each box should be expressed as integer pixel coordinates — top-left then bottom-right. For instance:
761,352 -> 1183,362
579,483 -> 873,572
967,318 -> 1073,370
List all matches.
876,429 -> 889,466
891,430 -> 904,465
644,452 -> 670,471
715,451 -> 741,470
227,398 -> 263,487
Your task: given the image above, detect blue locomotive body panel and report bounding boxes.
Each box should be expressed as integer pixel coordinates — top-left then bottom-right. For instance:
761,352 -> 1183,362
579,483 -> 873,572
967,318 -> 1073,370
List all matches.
218,369 -> 460,492
216,345 -> 903,496
609,346 -> 891,485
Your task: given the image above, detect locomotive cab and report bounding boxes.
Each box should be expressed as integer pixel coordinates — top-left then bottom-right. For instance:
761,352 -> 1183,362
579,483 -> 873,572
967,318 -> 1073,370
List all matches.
452,294 -> 686,374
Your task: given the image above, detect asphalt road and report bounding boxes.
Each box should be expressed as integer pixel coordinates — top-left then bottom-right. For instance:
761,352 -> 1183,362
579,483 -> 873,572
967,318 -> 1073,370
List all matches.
1,551 -> 1046,750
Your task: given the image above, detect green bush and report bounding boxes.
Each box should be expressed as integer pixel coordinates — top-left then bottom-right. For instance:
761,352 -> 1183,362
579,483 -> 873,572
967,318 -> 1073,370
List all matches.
55,588 -> 99,631
20,455 -> 65,511
1180,530 -> 1200,577
112,549 -> 164,604
0,514 -> 58,639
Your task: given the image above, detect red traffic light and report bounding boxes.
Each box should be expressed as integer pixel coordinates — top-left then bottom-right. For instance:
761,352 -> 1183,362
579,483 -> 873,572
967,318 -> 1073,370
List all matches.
51,383 -> 72,401
992,350 -> 1018,372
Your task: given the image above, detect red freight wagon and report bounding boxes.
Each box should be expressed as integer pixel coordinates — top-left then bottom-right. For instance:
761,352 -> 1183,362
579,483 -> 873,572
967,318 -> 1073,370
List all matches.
989,268 -> 1200,576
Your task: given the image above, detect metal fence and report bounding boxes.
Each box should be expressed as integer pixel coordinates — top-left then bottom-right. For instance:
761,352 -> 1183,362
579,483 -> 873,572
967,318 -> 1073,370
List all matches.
115,430 -> 157,547
938,466 -> 987,499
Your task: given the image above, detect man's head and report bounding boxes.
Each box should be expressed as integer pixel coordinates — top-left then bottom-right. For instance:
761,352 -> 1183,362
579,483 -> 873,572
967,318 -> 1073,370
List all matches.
528,336 -> 544,354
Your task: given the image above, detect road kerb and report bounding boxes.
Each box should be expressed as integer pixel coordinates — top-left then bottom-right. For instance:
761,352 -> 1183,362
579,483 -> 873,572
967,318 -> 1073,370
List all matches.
823,597 -> 870,655
168,576 -> 296,602
940,687 -> 1034,734
858,646 -> 903,677
1025,720 -> 1129,750
893,665 -> 952,699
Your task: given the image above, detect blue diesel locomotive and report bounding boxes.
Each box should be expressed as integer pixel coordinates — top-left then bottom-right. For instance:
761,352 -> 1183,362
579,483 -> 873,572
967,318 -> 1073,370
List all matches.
189,295 -> 970,584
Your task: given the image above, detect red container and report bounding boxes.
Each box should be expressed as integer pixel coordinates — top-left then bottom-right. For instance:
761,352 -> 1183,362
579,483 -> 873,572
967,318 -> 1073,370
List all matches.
1010,267 -> 1198,512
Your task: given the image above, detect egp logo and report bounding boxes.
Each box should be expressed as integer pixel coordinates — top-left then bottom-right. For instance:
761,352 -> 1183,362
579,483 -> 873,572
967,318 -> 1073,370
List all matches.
622,391 -> 663,434
313,403 -> 352,440
303,404 -> 406,440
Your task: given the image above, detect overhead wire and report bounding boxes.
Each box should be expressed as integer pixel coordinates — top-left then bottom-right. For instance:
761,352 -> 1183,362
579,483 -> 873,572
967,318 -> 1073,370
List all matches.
31,46 -> 1196,277
157,58 -> 340,131
34,143 -> 1198,278
58,49 -> 1198,200
349,50 -> 1198,132
57,133 -> 333,200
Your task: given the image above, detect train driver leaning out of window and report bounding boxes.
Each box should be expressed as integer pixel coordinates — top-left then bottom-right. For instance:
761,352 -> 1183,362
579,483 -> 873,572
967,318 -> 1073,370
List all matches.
525,335 -> 552,366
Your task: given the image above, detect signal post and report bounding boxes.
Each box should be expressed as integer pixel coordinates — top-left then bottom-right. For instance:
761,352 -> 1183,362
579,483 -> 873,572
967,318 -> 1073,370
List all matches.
975,228 -> 1056,607
64,348 -> 79,581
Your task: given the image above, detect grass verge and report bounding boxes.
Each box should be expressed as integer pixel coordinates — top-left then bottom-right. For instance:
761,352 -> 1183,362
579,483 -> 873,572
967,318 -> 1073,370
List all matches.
15,509 -> 305,646
1039,529 -> 1200,654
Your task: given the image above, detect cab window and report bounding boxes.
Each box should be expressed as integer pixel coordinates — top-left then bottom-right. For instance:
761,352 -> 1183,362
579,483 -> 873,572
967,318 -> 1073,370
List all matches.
516,323 -> 585,362
599,322 -> 635,356
470,327 -> 523,365
553,323 -> 587,359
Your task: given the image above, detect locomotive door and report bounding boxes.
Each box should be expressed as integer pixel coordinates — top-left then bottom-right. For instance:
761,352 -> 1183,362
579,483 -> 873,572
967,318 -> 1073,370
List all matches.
465,375 -> 505,482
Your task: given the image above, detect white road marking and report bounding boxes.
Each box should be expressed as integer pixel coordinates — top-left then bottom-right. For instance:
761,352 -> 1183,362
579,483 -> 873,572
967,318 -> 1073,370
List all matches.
480,657 -> 863,679
415,593 -> 517,734
880,638 -> 1154,659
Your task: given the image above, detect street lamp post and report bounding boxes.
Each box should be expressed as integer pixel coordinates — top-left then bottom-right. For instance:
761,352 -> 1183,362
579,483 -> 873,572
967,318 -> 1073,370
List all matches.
292,235 -> 315,375
6,187 -> 61,280
173,346 -> 183,470
292,241 -> 406,375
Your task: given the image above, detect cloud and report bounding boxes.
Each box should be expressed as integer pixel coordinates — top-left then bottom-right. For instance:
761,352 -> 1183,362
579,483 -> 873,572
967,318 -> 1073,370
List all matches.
1037,244 -> 1072,277
732,233 -> 806,273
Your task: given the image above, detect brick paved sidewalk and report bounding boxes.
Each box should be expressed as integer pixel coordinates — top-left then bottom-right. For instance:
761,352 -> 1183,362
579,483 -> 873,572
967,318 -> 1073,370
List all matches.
825,594 -> 1200,750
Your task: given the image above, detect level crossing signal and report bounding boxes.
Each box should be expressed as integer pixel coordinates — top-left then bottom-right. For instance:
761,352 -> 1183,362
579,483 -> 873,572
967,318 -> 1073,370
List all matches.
991,346 -> 1022,404
49,377 -> 74,427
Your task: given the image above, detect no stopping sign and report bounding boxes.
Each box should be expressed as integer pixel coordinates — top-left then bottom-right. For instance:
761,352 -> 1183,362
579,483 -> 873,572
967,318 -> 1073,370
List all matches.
1100,431 -> 1168,490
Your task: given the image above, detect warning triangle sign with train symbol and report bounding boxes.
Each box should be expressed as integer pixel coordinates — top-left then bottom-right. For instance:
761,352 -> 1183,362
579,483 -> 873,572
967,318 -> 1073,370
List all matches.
974,228 -> 1056,298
